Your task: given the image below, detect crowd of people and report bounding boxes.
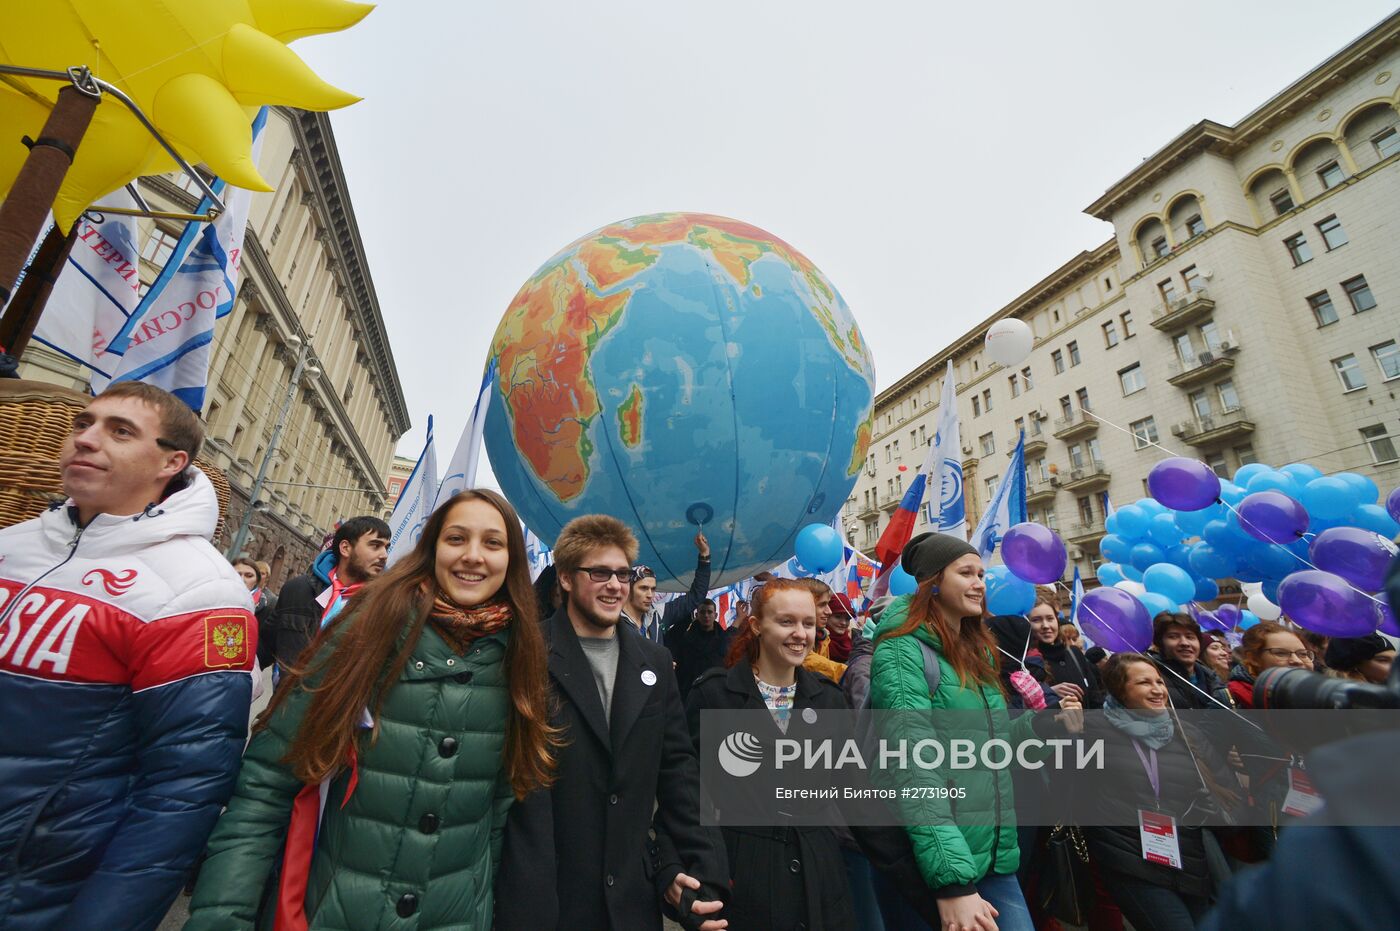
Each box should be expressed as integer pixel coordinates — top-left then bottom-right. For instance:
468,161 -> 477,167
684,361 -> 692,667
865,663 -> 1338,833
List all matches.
0,382 -> 1396,931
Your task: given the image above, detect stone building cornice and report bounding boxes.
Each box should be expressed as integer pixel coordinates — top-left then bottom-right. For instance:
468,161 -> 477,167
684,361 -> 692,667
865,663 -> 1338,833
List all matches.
1085,11 -> 1400,220
286,108 -> 411,437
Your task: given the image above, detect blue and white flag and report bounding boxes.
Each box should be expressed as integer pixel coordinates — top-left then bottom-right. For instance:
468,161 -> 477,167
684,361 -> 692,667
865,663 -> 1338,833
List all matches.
1101,492 -> 1116,517
1069,566 -> 1093,648
524,526 -> 553,582
386,416 -> 438,566
923,360 -> 966,538
433,359 -> 497,510
95,108 -> 268,410
972,431 -> 1028,561
32,188 -> 143,382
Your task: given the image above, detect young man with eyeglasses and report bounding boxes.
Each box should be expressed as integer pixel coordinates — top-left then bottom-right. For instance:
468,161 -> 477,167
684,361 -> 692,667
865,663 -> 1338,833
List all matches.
0,382 -> 256,930
624,530 -> 711,643
497,514 -> 729,931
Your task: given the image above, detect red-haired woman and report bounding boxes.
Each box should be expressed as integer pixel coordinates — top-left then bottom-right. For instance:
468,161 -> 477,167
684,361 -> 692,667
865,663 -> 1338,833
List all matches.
869,533 -> 1081,931
682,578 -> 942,930
187,490 -> 557,930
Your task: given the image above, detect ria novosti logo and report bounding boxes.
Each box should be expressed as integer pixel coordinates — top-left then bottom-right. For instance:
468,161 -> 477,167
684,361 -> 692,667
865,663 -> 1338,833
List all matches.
717,732 -> 764,777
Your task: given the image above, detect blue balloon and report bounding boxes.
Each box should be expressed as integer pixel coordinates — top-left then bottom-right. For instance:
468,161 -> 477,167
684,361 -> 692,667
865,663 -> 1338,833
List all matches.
1100,533 -> 1133,564
1280,463 -> 1323,485
1233,552 -> 1266,583
1174,504 -> 1219,538
1121,563 -> 1144,582
1130,542 -> 1167,571
1136,498 -> 1169,517
1218,482 -> 1248,507
1335,472 -> 1380,506
1188,542 -> 1234,579
1301,477 -> 1360,522
1166,544 -> 1194,571
1143,563 -> 1195,604
1149,512 -> 1184,547
1116,505 -> 1151,539
1233,463 -> 1272,487
1138,592 -> 1178,618
1352,503 -> 1400,540
1104,511 -> 1122,536
985,566 -> 1036,616
1238,611 -> 1260,630
1194,577 -> 1219,601
1262,579 -> 1280,603
1097,562 -> 1126,587
888,564 -> 918,596
795,523 -> 844,573
1254,544 -> 1301,580
1202,520 -> 1234,550
1246,470 -> 1301,498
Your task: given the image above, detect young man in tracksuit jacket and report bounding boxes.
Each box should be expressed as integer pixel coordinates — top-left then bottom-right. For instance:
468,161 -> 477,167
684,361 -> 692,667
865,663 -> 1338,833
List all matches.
0,383 -> 256,931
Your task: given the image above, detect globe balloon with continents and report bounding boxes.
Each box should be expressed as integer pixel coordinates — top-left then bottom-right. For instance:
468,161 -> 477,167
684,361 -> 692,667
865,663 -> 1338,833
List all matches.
483,212 -> 876,590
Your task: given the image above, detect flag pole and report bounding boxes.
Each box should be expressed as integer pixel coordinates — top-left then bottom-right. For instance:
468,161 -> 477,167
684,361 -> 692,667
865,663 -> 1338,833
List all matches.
0,223 -> 79,358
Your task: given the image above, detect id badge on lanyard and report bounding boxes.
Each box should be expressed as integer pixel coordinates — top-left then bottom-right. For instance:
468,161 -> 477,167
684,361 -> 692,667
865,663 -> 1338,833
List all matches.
1133,740 -> 1183,870
1281,765 -> 1324,818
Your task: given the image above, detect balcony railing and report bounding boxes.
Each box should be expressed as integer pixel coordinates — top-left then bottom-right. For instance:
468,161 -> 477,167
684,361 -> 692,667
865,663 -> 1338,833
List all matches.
1060,459 -> 1111,491
1167,336 -> 1241,387
1016,435 -> 1048,457
1053,408 -> 1100,440
1151,286 -> 1215,331
1172,407 -> 1256,447
1026,476 -> 1059,504
1067,516 -> 1108,543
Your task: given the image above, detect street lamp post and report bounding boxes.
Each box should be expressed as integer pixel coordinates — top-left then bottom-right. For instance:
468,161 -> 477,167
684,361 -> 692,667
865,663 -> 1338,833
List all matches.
225,335 -> 319,559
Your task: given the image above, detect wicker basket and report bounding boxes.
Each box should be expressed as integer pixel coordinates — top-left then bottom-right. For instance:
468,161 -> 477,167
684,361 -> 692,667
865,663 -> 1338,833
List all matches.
0,379 -> 230,536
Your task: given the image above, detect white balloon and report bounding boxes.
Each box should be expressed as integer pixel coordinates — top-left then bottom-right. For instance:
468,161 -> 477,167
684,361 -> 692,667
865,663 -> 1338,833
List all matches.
1239,581 -> 1263,595
1114,580 -> 1148,597
1247,592 -> 1282,621
985,318 -> 1034,367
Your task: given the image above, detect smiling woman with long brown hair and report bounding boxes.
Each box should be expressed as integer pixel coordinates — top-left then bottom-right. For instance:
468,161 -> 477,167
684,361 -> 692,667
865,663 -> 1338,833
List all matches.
187,489 -> 557,930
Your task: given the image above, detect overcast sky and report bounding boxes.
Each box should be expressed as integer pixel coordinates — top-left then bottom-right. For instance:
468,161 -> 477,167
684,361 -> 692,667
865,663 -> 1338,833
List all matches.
295,0 -> 1397,478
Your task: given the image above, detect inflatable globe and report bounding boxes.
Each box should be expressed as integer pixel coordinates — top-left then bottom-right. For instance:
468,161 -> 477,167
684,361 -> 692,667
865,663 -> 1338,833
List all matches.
483,212 -> 876,590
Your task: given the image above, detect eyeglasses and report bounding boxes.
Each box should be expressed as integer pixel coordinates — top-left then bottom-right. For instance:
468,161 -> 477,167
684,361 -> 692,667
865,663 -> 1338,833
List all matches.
632,565 -> 655,582
574,566 -> 633,584
1262,648 -> 1313,662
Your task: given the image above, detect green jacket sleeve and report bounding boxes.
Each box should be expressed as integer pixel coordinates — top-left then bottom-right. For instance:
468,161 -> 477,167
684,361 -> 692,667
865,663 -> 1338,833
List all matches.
184,679 -> 316,929
868,635 -> 978,895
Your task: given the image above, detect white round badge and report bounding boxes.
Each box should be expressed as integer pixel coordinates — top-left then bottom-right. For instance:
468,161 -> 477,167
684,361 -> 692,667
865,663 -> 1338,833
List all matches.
641,670 -> 658,687
802,707 -> 818,724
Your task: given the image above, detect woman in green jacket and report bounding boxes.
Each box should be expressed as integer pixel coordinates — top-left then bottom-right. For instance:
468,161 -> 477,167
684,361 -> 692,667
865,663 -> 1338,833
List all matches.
187,489 -> 558,930
869,533 -> 1080,931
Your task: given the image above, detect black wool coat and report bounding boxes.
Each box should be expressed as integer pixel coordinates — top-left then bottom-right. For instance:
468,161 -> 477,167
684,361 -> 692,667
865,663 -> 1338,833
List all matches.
681,663 -> 942,931
495,607 -> 728,931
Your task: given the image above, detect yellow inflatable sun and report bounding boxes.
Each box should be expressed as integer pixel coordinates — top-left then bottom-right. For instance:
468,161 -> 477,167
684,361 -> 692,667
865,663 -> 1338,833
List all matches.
0,0 -> 372,231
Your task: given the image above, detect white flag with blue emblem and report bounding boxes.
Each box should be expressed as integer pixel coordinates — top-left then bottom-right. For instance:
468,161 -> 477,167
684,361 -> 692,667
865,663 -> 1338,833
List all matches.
386,416 -> 438,566
923,360 -> 967,538
95,108 -> 268,411
972,431 -> 1028,561
433,359 -> 496,510
524,526 -> 553,581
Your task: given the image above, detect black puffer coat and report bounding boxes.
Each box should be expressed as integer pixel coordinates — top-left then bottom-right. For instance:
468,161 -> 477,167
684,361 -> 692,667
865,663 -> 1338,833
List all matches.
1039,641 -> 1105,707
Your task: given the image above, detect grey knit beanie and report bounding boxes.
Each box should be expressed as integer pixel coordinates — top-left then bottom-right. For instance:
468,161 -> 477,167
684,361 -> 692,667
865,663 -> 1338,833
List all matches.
901,532 -> 979,581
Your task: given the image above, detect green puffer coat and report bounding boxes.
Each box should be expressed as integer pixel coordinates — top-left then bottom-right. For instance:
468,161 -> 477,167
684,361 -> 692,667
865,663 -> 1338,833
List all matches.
186,620 -> 515,930
868,596 -> 1041,896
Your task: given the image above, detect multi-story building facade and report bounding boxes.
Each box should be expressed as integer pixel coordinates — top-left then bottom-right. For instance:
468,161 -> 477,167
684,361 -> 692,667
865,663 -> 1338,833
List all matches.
20,108 -> 410,587
384,455 -> 416,519
845,13 -> 1400,586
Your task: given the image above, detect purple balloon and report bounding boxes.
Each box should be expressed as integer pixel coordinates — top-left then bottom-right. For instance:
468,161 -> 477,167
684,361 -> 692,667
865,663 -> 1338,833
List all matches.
1197,610 -> 1229,632
1236,491 -> 1310,545
1309,527 -> 1399,593
1077,587 -> 1153,652
1001,522 -> 1068,584
1387,486 -> 1400,525
1380,601 -> 1399,638
1148,457 -> 1222,512
1277,570 -> 1381,637
1216,603 -> 1241,627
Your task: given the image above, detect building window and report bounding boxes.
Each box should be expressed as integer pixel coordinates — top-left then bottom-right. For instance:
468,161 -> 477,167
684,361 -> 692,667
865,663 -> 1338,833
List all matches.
910,429 -> 917,449
1053,309 -> 1061,324
1216,378 -> 1240,411
1342,275 -> 1377,312
973,396 -> 984,418
1372,341 -> 1400,381
1051,349 -> 1065,374
140,228 -> 179,267
1076,387 -> 1091,411
1021,367 -> 1033,390
1185,214 -> 1205,237
1029,414 -> 1042,436
972,359 -> 980,373
1284,233 -> 1313,266
1068,443 -> 1085,469
982,389 -> 993,412
1189,389 -> 1211,420
1361,425 -> 1399,464
1150,236 -> 1169,258
1068,341 -> 1081,366
1008,374 -> 1021,398
980,433 -> 995,456
1159,278 -> 1178,305
1118,312 -> 1133,340
1014,417 -> 1025,439
1318,161 -> 1345,190
1198,320 -> 1221,352
1130,417 -> 1159,449
1118,363 -> 1145,396
1078,496 -> 1094,524
1104,276 -> 1113,291
884,444 -> 892,463
1102,321 -> 1119,348
1317,215 -> 1348,251
1182,265 -> 1204,291
1375,127 -> 1400,160
892,440 -> 900,458
1059,395 -> 1073,419
985,475 -> 1000,500
1235,444 -> 1258,466
1307,290 -> 1339,327
1333,354 -> 1366,391
1033,457 -> 1048,481
1205,452 -> 1228,478
1269,188 -> 1295,215
919,425 -> 927,446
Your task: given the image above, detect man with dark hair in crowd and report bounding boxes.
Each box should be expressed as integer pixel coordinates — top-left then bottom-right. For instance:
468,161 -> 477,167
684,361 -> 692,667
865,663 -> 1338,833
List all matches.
625,531 -> 711,643
1151,611 -> 1232,710
670,598 -> 734,700
268,514 -> 389,669
0,382 -> 255,929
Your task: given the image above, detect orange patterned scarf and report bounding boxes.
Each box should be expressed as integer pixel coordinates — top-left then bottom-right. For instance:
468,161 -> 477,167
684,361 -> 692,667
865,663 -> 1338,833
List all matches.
430,593 -> 513,654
